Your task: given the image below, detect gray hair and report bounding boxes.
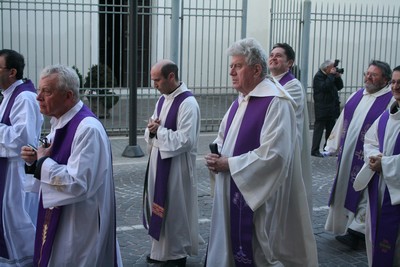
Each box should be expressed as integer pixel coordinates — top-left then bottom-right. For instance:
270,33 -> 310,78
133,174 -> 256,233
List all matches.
369,60 -> 392,83
40,64 -> 80,100
227,38 -> 268,78
320,60 -> 334,71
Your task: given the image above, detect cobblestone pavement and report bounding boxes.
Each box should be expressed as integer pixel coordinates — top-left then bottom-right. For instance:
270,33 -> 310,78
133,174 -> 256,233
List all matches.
112,131 -> 368,267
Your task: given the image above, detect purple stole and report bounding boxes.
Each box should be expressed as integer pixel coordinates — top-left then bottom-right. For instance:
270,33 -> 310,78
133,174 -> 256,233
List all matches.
33,105 -> 95,267
0,80 -> 36,259
328,88 -> 392,212
224,96 -> 273,266
278,70 -> 295,86
368,111 -> 400,267
147,91 -> 193,241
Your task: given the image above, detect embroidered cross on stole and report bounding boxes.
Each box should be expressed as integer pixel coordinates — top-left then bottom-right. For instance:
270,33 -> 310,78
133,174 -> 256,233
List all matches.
328,89 -> 392,212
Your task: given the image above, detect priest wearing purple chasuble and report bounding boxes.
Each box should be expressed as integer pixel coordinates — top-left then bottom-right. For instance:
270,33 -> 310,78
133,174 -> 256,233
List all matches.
204,38 -> 318,267
353,66 -> 400,267
325,60 -> 394,250
0,49 -> 42,266
21,65 -> 122,267
143,59 -> 200,267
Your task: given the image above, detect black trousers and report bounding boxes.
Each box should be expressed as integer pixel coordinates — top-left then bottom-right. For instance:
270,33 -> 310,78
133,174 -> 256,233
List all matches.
311,118 -> 336,154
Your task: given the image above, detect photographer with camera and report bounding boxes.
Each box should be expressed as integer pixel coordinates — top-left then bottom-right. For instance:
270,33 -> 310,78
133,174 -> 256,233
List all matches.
311,59 -> 344,157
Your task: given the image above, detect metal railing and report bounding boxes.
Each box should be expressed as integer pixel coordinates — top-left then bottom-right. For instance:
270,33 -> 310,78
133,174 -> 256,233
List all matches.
270,0 -> 400,125
0,0 -> 244,134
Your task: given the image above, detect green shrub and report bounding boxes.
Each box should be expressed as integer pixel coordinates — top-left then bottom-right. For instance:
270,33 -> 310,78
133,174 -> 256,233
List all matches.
84,63 -> 119,110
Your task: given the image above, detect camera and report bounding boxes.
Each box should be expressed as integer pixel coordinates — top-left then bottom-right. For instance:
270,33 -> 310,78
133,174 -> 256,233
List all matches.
334,59 -> 344,74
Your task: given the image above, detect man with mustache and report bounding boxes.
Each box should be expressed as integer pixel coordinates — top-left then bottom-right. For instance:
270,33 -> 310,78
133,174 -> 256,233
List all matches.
325,60 -> 394,250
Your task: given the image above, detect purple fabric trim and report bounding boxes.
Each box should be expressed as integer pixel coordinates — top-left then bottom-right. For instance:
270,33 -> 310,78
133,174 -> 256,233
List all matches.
34,105 -> 95,267
377,111 -> 389,160
328,89 -> 363,206
224,96 -> 274,266
368,111 -> 400,267
157,96 -> 165,117
0,80 -> 36,258
328,89 -> 392,212
148,91 -> 193,241
343,90 -> 392,212
142,95 -> 167,231
278,71 -> 295,86
224,100 -> 239,135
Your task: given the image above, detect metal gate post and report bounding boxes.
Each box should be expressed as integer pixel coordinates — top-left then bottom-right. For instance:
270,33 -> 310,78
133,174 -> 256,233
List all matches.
300,0 -> 311,92
171,0 -> 180,64
123,0 -> 144,158
241,0 -> 248,38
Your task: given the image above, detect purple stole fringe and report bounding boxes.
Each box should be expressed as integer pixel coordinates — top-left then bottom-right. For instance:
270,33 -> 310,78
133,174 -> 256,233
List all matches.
33,105 -> 95,267
0,80 -> 36,259
224,96 -> 273,266
146,91 -> 193,241
278,71 -> 295,86
368,111 -> 400,267
328,89 -> 392,212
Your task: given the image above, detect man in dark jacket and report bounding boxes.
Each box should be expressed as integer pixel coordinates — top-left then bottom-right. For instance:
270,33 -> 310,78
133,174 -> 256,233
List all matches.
311,60 -> 344,157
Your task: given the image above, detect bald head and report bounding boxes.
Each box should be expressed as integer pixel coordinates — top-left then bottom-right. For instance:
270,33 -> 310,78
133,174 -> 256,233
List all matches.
152,59 -> 179,81
151,59 -> 180,94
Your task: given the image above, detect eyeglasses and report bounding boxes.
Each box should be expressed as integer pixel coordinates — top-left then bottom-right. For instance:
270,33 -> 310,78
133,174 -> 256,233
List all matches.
364,72 -> 380,78
0,66 -> 9,70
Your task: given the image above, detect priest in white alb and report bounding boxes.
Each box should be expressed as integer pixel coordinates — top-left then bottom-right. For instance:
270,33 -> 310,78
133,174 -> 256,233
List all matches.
353,65 -> 400,267
324,60 -> 394,250
204,38 -> 318,267
268,42 -> 313,216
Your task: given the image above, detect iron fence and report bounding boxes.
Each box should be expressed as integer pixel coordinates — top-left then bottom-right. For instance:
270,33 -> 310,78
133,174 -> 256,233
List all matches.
0,0 -> 244,135
270,0 -> 400,125
3,0 -> 398,133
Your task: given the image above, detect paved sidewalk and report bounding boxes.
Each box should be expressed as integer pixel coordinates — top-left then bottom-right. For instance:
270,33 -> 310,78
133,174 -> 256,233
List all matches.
111,132 -> 368,267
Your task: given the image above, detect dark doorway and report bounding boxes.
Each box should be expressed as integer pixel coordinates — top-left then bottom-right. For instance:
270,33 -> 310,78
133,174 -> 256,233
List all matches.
99,0 -> 150,87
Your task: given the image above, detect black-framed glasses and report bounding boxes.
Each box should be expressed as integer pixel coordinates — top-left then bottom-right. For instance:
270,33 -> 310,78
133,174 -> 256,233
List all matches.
363,72 -> 380,78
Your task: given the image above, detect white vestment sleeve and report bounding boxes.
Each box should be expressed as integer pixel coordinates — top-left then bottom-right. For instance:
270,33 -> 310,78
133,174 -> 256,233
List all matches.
353,120 -> 381,191
381,154 -> 400,205
325,111 -> 344,154
325,90 -> 362,154
144,110 -> 158,153
284,79 -> 305,145
0,92 -> 43,157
